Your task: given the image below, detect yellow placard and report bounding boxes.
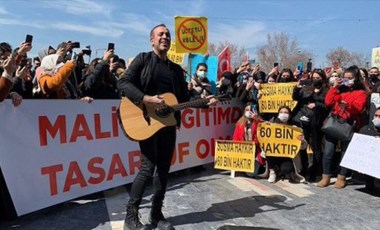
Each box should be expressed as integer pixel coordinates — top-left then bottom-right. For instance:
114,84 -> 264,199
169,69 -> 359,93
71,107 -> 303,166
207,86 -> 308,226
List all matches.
167,41 -> 185,65
175,16 -> 208,54
372,47 -> 380,69
259,82 -> 298,113
257,123 -> 302,159
214,140 -> 255,173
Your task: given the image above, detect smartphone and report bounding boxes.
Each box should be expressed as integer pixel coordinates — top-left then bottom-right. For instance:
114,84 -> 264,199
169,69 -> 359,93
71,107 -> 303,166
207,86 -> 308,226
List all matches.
82,49 -> 92,55
274,62 -> 279,68
25,34 -> 33,43
297,61 -> 303,71
299,79 -> 312,86
251,104 -> 258,112
108,43 -> 115,51
71,42 -> 80,48
248,59 -> 255,65
306,61 -> 312,72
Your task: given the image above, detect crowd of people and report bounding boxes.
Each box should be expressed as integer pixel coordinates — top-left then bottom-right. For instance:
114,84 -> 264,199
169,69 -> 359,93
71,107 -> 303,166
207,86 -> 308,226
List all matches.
226,60 -> 379,191
1,34 -> 380,229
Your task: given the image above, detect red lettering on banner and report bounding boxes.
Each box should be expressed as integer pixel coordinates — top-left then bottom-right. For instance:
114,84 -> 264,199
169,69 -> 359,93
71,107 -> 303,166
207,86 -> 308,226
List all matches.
200,108 -> 212,126
41,152 -> 142,196
63,161 -> 87,192
173,142 -> 190,164
182,106 -> 241,129
70,114 -> 93,142
88,157 -> 106,185
41,164 -> 64,196
196,139 -> 210,159
39,115 -> 67,146
216,107 -> 230,124
128,150 -> 142,176
94,114 -> 111,139
38,107 -> 118,146
107,153 -> 128,181
112,106 -> 119,137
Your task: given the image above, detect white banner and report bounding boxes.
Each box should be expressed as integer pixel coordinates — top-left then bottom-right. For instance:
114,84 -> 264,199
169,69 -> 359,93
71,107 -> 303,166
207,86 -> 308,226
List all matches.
0,99 -> 242,216
340,133 -> 380,179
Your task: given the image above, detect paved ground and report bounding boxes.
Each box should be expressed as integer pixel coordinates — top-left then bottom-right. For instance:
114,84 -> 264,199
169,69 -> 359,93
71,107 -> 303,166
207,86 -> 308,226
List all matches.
1,164 -> 380,230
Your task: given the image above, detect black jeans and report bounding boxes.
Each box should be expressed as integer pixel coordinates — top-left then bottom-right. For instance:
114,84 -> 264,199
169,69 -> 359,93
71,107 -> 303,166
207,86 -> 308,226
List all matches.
128,126 -> 176,208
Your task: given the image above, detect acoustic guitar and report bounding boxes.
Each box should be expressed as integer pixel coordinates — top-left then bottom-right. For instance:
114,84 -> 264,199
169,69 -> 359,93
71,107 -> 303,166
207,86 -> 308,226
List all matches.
118,93 -> 230,141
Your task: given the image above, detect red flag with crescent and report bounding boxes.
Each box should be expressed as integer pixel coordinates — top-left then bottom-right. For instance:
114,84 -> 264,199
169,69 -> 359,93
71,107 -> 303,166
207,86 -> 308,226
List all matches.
218,46 -> 231,80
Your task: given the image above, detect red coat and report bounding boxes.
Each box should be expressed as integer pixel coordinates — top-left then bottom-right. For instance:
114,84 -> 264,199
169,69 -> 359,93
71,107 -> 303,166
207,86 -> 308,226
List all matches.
324,87 -> 367,130
232,119 -> 265,165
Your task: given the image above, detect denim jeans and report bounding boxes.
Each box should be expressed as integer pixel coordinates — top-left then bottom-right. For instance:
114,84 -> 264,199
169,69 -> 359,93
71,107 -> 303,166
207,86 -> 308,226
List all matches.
322,134 -> 350,176
128,126 -> 176,208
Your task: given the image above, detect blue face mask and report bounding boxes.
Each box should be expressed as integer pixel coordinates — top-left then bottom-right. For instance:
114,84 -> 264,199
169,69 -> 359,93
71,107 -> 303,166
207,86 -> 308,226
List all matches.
197,70 -> 207,79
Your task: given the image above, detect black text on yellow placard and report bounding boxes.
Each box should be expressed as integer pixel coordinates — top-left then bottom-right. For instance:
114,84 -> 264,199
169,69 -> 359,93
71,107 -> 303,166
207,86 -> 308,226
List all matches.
259,83 -> 298,113
257,123 -> 302,159
214,140 -> 255,173
175,16 -> 208,54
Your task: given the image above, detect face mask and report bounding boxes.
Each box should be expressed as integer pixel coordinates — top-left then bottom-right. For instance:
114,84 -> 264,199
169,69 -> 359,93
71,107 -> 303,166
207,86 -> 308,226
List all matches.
222,79 -> 231,86
372,118 -> 380,128
197,70 -> 206,79
329,77 -> 337,85
313,80 -> 323,89
244,111 -> 251,118
278,113 -> 289,122
369,74 -> 379,79
347,79 -> 355,87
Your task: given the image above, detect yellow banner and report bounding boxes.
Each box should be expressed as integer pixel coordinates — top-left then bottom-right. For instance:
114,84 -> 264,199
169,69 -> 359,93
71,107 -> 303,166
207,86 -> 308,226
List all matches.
259,83 -> 298,113
175,16 -> 208,54
167,41 -> 185,65
214,140 -> 255,173
257,123 -> 302,159
372,47 -> 380,69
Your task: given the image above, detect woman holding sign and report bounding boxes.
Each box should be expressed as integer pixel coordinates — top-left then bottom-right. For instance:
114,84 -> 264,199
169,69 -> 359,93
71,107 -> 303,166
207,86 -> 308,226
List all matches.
318,65 -> 367,189
266,106 -> 307,183
232,103 -> 265,177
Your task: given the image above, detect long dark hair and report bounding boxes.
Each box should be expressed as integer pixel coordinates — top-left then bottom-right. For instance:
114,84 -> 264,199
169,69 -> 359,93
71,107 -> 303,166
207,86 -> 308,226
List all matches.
343,65 -> 365,90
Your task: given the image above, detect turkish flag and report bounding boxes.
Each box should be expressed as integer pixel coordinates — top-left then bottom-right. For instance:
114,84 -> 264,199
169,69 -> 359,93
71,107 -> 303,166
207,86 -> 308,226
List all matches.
218,46 -> 231,80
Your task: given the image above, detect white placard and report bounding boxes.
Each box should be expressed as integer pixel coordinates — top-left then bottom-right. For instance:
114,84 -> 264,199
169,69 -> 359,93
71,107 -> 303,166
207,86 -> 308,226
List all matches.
340,133 -> 380,179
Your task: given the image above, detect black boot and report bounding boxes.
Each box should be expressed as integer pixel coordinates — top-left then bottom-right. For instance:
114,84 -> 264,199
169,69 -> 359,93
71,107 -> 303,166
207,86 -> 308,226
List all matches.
149,202 -> 175,230
124,206 -> 146,230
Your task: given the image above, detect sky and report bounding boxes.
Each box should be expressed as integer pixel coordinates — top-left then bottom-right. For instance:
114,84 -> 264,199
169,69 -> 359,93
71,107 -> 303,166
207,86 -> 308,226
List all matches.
0,0 -> 379,68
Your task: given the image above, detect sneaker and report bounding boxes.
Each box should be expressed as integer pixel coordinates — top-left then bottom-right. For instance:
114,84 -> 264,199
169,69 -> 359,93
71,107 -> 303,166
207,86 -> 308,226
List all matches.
289,172 -> 306,183
268,169 -> 276,183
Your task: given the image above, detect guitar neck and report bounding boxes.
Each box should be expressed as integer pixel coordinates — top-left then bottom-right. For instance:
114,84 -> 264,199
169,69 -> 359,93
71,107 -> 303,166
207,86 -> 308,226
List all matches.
172,98 -> 210,111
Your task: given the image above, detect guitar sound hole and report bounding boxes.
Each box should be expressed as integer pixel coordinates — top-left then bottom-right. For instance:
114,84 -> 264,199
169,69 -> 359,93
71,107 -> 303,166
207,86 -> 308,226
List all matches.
156,106 -> 171,118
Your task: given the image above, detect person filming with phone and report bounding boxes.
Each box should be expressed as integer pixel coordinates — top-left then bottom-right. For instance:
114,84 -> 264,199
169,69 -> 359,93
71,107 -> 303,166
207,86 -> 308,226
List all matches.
317,65 -> 367,189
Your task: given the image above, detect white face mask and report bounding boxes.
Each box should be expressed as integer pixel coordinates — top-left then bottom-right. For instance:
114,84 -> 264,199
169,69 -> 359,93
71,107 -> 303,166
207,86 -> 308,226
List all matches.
278,113 -> 289,122
329,77 -> 337,85
197,70 -> 207,79
244,111 -> 251,119
343,79 -> 355,87
372,118 -> 380,128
